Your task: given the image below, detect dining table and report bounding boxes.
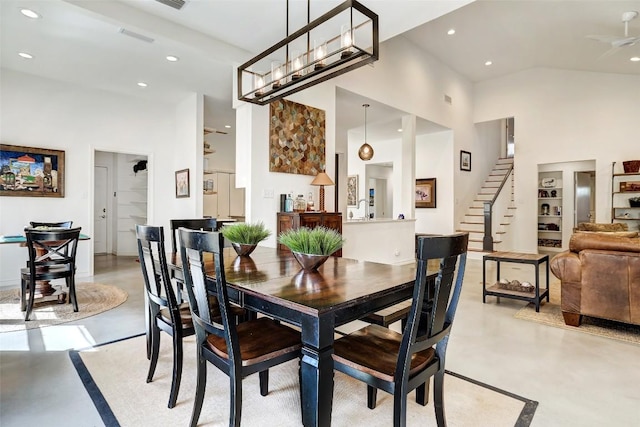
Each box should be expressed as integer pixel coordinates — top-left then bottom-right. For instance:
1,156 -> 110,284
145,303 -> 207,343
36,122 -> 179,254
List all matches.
171,246 -> 433,427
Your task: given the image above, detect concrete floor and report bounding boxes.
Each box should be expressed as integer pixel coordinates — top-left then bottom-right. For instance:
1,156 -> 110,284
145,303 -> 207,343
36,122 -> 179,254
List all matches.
1,254 -> 639,426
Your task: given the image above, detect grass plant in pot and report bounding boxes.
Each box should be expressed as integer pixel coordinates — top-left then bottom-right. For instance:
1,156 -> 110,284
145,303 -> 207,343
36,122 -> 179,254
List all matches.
220,222 -> 271,257
278,226 -> 345,272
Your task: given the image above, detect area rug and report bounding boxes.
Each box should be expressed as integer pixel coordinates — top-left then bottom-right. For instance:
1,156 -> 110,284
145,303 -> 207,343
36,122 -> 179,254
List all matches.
70,335 -> 537,427
0,282 -> 128,333
514,281 -> 640,345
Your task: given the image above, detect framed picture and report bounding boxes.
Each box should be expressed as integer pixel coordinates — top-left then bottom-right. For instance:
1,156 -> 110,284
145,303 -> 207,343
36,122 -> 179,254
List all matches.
175,168 -> 190,198
0,144 -> 65,197
460,150 -> 471,171
347,175 -> 358,207
415,178 -> 436,208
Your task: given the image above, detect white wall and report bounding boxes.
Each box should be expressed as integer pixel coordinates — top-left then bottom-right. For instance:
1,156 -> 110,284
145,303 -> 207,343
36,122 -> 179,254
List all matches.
0,70 -> 199,286
415,130 -> 455,234
474,68 -> 640,252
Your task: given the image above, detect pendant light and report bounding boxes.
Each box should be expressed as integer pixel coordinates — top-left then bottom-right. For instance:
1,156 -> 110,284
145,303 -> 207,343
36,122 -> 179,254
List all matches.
358,103 -> 374,161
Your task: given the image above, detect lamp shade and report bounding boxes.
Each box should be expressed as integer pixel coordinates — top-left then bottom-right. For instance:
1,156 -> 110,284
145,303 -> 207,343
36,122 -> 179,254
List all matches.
311,172 -> 335,187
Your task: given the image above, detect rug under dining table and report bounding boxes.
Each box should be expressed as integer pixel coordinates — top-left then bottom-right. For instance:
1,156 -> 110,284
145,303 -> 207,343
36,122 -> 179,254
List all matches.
70,334 -> 537,427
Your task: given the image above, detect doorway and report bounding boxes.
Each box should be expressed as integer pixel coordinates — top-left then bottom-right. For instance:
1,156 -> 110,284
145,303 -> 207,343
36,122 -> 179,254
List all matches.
94,166 -> 108,254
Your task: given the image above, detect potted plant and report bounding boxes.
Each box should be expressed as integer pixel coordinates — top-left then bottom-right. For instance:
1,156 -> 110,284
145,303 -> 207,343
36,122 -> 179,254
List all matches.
630,196 -> 640,208
278,226 -> 345,271
220,222 -> 271,257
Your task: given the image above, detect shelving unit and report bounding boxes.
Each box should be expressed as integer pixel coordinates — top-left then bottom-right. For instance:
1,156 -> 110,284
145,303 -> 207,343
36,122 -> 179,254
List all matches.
611,162 -> 640,231
537,170 -> 563,251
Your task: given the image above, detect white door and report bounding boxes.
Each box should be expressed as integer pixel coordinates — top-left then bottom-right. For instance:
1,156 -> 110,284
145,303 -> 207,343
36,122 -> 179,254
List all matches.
94,166 -> 108,254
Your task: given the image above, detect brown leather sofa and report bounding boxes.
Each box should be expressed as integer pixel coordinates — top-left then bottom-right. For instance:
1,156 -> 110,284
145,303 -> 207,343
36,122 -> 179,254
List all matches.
550,232 -> 640,327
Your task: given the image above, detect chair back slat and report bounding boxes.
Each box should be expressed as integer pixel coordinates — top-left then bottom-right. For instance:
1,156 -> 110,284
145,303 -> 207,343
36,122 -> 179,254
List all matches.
179,228 -> 240,359
25,227 -> 81,276
396,233 -> 468,381
169,218 -> 217,256
136,225 -> 180,324
29,221 -> 73,229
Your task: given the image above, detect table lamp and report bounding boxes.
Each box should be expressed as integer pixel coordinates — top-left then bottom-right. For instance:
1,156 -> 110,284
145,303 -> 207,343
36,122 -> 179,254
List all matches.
310,171 -> 335,212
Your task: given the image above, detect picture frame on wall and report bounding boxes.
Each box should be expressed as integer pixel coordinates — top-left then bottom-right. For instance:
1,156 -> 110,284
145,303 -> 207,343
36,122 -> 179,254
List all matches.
415,178 -> 436,208
0,144 -> 65,197
460,150 -> 471,171
347,175 -> 358,207
175,168 -> 190,198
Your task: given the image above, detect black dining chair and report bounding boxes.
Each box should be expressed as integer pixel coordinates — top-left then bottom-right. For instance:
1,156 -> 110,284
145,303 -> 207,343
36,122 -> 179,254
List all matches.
29,221 -> 73,228
137,224 -> 203,409
179,228 -> 302,427
21,227 -> 82,321
332,233 -> 469,427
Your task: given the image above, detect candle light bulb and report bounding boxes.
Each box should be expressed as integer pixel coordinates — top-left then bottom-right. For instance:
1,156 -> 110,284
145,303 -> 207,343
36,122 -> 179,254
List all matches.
254,74 -> 265,97
271,61 -> 283,89
341,24 -> 354,59
314,39 -> 327,70
292,52 -> 303,80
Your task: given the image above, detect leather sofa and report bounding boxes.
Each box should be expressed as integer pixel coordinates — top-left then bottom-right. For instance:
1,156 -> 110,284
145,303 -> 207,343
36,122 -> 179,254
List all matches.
550,232 -> 640,327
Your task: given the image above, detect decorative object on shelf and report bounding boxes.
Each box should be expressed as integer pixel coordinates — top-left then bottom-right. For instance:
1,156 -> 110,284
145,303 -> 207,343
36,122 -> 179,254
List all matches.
346,175 -> 358,206
175,168 -> 190,198
269,99 -> 325,176
538,189 -> 549,198
541,203 -> 550,215
630,196 -> 640,207
294,194 -> 307,212
551,190 -> 557,197
415,178 -> 436,209
0,144 -> 65,197
460,150 -> 471,171
221,222 -> 271,257
497,279 -> 535,293
237,0 -> 378,105
621,181 -> 640,192
623,160 -> 640,173
541,177 -> 556,188
358,104 -> 374,161
132,160 -> 147,175
278,226 -> 344,271
311,171 -> 334,212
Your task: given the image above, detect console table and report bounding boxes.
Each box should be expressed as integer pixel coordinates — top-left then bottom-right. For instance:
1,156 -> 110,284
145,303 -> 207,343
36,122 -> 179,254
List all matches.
482,251 -> 550,312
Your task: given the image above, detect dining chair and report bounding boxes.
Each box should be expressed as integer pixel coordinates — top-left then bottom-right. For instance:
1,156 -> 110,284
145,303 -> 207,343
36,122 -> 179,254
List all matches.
136,224 -> 196,409
29,221 -> 73,228
332,233 -> 469,427
179,228 -> 302,427
21,227 -> 82,321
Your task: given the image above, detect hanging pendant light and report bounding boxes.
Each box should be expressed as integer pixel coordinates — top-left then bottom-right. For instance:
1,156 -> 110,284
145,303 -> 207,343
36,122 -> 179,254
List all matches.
358,103 -> 374,161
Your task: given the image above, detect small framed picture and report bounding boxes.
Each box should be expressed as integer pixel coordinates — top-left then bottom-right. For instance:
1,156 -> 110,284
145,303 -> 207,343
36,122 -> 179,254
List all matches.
175,168 -> 190,198
460,150 -> 471,171
347,175 -> 358,207
415,178 -> 436,209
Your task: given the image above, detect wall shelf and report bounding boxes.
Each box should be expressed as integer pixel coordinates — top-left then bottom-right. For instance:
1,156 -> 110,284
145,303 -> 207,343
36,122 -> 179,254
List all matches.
611,162 -> 640,231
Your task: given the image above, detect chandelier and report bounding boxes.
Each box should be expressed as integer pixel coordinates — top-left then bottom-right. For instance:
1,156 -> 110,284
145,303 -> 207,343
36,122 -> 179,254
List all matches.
237,0 -> 379,105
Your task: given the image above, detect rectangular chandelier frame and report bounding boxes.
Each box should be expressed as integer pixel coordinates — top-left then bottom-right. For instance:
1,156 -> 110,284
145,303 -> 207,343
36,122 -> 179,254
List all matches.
237,0 -> 379,105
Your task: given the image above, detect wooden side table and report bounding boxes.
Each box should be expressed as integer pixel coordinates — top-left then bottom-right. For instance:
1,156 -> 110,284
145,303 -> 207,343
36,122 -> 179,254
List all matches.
482,251 -> 550,312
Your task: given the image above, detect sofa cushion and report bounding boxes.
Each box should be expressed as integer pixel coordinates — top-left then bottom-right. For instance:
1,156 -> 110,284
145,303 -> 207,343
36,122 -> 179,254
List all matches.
577,222 -> 628,232
569,233 -> 640,253
575,231 -> 639,238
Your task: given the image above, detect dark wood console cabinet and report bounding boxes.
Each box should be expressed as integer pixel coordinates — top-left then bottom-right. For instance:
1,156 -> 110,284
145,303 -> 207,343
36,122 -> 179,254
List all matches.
276,212 -> 343,256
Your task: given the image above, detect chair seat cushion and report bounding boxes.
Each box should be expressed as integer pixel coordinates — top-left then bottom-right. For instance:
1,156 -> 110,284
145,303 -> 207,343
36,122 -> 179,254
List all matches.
206,317 -> 301,365
332,324 -> 435,383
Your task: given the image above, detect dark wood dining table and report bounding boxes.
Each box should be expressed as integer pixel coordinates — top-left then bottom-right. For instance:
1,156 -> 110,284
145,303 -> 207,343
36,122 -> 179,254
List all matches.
171,246 -> 427,427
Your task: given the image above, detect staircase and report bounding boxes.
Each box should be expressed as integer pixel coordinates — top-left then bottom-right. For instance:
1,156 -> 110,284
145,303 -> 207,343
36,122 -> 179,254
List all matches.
457,158 -> 515,253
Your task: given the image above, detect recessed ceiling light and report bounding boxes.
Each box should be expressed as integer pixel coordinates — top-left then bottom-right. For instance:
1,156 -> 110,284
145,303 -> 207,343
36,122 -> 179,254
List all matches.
447,29 -> 455,35
485,60 -> 493,66
224,125 -> 231,129
20,9 -> 40,19
137,82 -> 148,87
397,128 -> 403,132
631,56 -> 640,62
18,52 -> 33,59
166,55 -> 179,62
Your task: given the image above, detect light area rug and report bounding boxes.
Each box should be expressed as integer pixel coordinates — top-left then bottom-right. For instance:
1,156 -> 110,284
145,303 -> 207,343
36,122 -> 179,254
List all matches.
514,280 -> 640,345
70,334 -> 537,427
0,283 -> 128,333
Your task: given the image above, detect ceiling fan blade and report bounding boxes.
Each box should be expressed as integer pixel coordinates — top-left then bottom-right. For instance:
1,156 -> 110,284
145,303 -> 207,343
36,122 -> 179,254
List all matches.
586,34 -> 619,43
597,46 -> 621,60
611,36 -> 640,48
